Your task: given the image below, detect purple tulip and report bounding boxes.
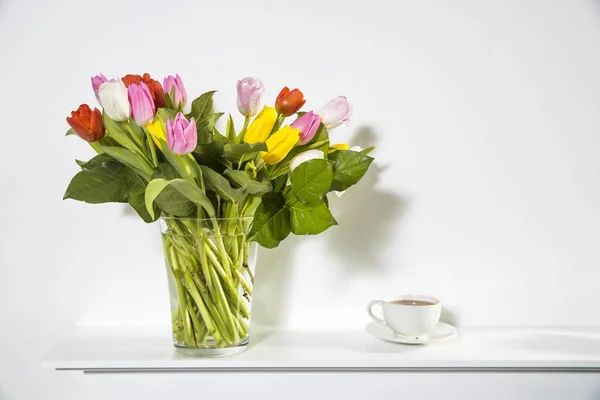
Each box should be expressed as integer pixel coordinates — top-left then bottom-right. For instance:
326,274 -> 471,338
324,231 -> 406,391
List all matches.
236,77 -> 265,117
128,83 -> 156,125
166,112 -> 197,154
164,74 -> 187,109
291,111 -> 321,145
91,74 -> 108,104
318,96 -> 353,129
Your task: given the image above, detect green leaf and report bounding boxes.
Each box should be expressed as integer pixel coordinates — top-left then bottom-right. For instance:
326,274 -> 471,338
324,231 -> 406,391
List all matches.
199,165 -> 244,202
190,91 -> 216,119
122,168 -> 158,223
194,141 -> 231,171
224,170 -> 272,195
328,150 -> 374,191
212,112 -> 224,127
96,144 -> 154,181
66,128 -> 77,136
102,112 -> 140,154
226,114 -> 236,142
128,120 -> 146,144
222,142 -> 267,164
248,192 -> 291,248
145,178 -> 215,219
156,107 -> 178,123
164,93 -> 174,110
76,153 -> 115,170
189,91 -> 216,145
289,200 -> 337,235
152,162 -> 195,217
287,159 -> 333,204
64,161 -> 127,204
311,123 -> 330,153
360,146 -> 376,155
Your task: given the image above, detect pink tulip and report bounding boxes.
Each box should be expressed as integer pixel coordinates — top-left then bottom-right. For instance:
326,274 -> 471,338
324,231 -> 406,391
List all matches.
318,96 -> 353,129
128,83 -> 156,125
164,74 -> 187,109
291,111 -> 321,145
236,77 -> 265,117
166,112 -> 197,154
91,74 -> 108,104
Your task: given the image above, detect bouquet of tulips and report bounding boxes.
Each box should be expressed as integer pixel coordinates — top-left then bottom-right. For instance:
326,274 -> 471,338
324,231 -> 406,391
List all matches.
64,73 -> 374,352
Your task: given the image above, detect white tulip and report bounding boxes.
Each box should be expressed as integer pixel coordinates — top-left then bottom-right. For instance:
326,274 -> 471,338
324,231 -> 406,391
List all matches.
289,150 -> 325,172
318,96 -> 353,129
98,80 -> 131,122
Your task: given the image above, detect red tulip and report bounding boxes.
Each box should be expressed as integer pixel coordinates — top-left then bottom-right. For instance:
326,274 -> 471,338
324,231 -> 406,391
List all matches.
66,104 -> 105,142
275,87 -> 306,117
121,74 -> 143,87
142,73 -> 166,108
122,73 -> 166,109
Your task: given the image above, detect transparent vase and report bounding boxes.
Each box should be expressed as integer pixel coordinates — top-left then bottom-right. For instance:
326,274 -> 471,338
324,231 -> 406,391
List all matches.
160,217 -> 256,357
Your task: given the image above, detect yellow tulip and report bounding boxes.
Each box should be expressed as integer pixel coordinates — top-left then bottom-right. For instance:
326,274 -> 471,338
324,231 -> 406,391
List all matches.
261,126 -> 300,165
146,120 -> 165,149
328,143 -> 349,154
244,106 -> 277,143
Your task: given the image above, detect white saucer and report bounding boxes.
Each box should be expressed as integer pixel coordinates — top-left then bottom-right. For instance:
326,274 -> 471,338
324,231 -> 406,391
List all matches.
366,322 -> 458,345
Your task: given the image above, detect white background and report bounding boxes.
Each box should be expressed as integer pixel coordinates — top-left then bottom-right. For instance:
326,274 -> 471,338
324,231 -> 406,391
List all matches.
2,0 -> 600,398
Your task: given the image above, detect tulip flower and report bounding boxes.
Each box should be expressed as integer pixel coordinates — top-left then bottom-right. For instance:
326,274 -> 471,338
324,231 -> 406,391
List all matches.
237,77 -> 265,117
164,74 -> 187,109
98,80 -> 130,121
66,104 -> 105,142
261,126 -> 300,165
146,120 -> 165,149
275,87 -> 305,117
319,96 -> 353,129
291,111 -> 320,145
122,74 -> 143,87
91,74 -> 108,104
166,112 -> 197,155
328,143 -> 349,153
244,106 -> 277,143
128,83 -> 156,125
122,73 -> 166,109
289,149 -> 325,172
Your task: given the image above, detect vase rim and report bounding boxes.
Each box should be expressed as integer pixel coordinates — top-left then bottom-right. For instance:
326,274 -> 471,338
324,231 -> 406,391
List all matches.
160,216 -> 253,222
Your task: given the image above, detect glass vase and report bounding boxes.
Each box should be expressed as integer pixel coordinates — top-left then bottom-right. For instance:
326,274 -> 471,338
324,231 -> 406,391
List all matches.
160,217 -> 256,357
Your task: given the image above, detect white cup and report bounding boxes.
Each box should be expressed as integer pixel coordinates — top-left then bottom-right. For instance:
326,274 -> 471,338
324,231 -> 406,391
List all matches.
367,294 -> 442,338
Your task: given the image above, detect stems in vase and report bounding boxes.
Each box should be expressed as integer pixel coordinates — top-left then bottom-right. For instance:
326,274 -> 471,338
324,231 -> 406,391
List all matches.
160,216 -> 254,350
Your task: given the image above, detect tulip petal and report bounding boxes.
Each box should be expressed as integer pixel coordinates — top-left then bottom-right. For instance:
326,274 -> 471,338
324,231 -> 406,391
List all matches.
98,80 -> 130,121
275,87 -> 306,117
319,96 -> 352,129
66,104 -> 105,142
262,126 -> 300,165
166,112 -> 196,155
128,83 -> 155,125
244,106 -> 277,143
292,111 -> 321,145
289,149 -> 325,172
237,77 -> 265,117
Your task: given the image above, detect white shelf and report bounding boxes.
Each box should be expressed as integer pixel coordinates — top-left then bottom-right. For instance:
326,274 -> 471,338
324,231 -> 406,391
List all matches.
43,325 -> 600,372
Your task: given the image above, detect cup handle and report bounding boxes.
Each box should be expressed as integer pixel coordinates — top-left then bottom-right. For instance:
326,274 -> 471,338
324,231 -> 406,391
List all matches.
367,300 -> 386,325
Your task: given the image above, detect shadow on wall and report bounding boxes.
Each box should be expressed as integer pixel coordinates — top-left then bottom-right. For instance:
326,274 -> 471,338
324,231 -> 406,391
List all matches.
253,126 -> 407,327
251,234 -> 302,327
328,126 -> 407,275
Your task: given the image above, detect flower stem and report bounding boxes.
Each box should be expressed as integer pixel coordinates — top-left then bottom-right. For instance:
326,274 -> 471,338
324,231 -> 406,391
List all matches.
145,129 -> 159,167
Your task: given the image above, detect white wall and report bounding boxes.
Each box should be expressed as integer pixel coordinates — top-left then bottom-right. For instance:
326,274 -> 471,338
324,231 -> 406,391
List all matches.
2,0 -> 600,398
